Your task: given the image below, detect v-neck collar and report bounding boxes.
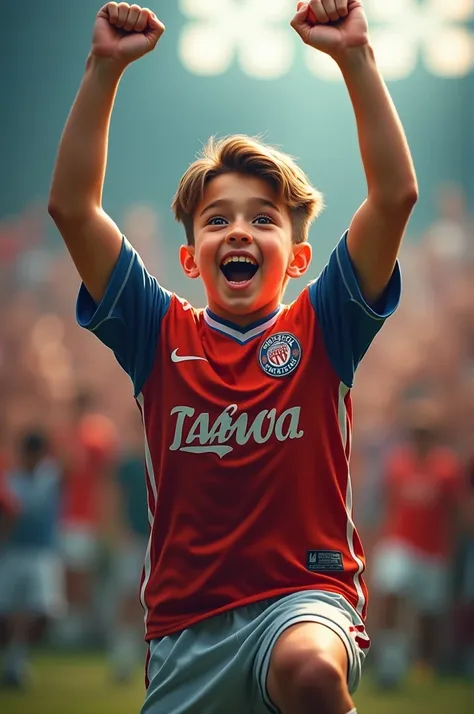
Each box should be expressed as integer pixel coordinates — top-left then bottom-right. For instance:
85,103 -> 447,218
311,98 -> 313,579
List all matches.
203,306 -> 282,344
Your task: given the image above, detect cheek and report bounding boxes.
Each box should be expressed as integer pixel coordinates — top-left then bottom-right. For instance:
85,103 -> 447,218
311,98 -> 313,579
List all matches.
263,243 -> 290,271
196,244 -> 220,283
196,241 -> 216,267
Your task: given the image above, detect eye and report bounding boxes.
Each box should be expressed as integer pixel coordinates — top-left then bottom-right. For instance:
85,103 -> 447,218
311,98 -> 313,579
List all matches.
207,216 -> 228,226
253,214 -> 274,225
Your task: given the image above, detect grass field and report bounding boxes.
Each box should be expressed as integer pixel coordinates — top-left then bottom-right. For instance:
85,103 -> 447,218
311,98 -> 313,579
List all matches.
0,655 -> 472,714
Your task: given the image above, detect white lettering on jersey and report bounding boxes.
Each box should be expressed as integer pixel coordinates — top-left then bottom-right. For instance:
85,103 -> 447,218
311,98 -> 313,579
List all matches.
169,404 -> 304,458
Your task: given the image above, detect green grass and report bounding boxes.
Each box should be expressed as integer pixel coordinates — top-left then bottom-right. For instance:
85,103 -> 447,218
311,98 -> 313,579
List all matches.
0,655 -> 472,714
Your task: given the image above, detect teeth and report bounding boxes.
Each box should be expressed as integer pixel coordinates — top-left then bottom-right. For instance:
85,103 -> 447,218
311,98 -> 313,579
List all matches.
222,255 -> 257,267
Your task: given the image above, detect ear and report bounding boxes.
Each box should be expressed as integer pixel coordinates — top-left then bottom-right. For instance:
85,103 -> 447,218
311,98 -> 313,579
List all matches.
179,244 -> 200,279
286,242 -> 312,279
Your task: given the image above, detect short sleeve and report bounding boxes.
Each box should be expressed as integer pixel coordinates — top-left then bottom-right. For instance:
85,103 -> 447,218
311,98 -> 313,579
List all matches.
309,232 -> 401,387
76,236 -> 171,396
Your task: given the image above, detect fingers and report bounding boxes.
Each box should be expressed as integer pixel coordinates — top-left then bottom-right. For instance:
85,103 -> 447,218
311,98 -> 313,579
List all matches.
308,1 -> 330,23
123,4 -> 141,31
103,2 -> 158,34
117,2 -> 132,27
335,0 -> 349,17
290,3 -> 310,32
321,0 -> 339,21
135,7 -> 150,33
103,1 -> 119,24
307,0 -> 349,23
145,11 -> 166,45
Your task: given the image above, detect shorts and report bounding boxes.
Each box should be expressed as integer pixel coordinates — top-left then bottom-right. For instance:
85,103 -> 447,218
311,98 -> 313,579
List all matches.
142,589 -> 369,714
0,547 -> 65,617
371,539 -> 449,614
60,525 -> 99,571
113,536 -> 147,596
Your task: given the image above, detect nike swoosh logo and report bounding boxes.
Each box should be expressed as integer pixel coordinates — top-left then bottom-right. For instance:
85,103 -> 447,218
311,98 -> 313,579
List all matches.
171,349 -> 208,364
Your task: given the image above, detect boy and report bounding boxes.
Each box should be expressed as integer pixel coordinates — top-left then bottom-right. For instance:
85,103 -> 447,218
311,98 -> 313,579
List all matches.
48,2 -> 418,713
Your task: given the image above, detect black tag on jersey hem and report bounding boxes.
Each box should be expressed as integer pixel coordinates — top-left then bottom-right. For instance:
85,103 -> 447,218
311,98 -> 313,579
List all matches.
307,550 -> 344,572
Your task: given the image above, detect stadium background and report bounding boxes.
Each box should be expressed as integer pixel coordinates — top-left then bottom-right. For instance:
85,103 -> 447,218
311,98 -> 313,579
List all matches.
0,1 -> 473,713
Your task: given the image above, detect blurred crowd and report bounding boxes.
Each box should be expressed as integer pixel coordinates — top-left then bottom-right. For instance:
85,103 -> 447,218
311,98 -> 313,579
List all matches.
0,185 -> 473,688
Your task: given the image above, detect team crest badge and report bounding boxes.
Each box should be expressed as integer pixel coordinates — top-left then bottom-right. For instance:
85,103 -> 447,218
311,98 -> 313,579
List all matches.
259,332 -> 302,378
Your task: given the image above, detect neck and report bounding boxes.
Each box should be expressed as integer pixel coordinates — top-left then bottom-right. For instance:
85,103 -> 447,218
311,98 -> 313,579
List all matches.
207,298 -> 281,327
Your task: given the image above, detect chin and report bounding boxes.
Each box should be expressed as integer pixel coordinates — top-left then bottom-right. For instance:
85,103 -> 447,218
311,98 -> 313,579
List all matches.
220,296 -> 260,316
216,291 -> 279,325
206,275 -> 281,322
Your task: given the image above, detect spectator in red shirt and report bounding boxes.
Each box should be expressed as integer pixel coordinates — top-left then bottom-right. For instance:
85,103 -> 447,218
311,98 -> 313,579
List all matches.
370,402 -> 463,688
58,390 -> 117,647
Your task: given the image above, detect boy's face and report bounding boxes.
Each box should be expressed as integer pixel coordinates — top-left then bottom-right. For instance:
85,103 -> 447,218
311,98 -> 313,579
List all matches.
180,173 -> 311,325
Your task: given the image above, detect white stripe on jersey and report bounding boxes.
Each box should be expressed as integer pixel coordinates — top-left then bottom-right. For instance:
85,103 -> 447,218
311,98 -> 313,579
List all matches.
204,309 -> 281,344
338,383 -> 366,616
137,392 -> 156,635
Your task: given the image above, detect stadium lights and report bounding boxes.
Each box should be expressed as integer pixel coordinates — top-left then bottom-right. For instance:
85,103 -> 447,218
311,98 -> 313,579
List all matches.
361,0 -> 474,80
238,29 -> 295,80
178,0 -> 295,78
178,0 -> 474,80
179,24 -> 235,76
424,25 -> 474,77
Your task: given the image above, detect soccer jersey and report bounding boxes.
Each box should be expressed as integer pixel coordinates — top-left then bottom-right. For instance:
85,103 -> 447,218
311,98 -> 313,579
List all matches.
77,232 -> 400,640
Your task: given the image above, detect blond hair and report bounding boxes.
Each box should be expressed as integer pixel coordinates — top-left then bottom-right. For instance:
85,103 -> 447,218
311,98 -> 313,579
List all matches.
172,135 -> 324,245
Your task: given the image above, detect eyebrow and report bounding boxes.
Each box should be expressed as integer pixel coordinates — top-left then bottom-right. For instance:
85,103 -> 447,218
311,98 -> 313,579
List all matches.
199,197 -> 281,217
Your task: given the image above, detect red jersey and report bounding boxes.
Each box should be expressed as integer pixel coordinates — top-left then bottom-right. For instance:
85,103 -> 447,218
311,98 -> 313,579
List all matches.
61,414 -> 117,528
77,233 -> 401,640
382,445 -> 462,558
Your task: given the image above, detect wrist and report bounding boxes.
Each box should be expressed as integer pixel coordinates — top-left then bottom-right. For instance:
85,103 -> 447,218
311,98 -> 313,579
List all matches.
86,53 -> 127,84
332,42 -> 375,72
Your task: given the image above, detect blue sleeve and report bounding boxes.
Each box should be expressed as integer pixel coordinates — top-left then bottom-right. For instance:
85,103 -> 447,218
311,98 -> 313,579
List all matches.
76,236 -> 171,396
309,231 -> 401,388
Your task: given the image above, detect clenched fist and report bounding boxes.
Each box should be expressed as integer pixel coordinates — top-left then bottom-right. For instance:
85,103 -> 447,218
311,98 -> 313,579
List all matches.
92,3 -> 165,66
291,1 -> 368,59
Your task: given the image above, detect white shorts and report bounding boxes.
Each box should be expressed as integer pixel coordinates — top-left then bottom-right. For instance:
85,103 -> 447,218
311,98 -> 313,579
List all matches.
143,590 -> 369,714
60,526 -> 99,571
113,536 -> 147,596
0,547 -> 65,617
371,539 -> 449,614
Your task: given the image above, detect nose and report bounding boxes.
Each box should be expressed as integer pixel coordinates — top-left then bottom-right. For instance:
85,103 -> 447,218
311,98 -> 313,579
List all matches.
225,226 -> 253,245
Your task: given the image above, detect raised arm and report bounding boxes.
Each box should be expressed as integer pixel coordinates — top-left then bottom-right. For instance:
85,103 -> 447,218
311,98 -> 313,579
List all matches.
48,3 -> 165,303
292,1 -> 418,304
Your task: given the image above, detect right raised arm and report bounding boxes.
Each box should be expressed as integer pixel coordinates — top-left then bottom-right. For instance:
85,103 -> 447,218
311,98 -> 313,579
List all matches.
48,3 -> 165,303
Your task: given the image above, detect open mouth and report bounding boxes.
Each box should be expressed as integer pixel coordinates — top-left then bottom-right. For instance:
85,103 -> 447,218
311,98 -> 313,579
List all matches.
220,255 -> 259,285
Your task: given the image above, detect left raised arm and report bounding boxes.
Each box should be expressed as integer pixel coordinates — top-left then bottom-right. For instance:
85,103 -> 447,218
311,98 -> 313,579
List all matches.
291,1 -> 418,304
338,44 -> 418,303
